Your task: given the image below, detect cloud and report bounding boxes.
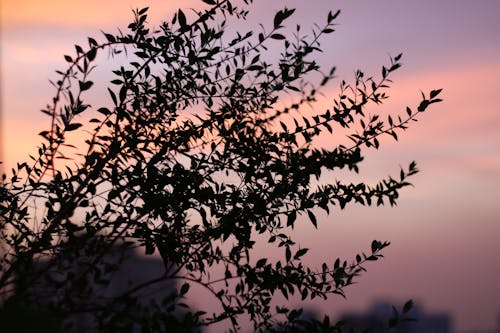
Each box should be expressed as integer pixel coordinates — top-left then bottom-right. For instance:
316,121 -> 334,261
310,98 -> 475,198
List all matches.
1,0 -> 200,30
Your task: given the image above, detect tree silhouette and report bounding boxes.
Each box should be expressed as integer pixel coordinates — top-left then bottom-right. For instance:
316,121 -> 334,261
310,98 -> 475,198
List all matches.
0,1 -> 442,332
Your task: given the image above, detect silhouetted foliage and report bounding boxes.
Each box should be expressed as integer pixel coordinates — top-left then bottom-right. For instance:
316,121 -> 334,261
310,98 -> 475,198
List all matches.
0,1 -> 442,332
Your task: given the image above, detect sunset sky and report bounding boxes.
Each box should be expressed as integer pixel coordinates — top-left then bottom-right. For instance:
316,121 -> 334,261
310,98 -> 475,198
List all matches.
1,1 -> 500,332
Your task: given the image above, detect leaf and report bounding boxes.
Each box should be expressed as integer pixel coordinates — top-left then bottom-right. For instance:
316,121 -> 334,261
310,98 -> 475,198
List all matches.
403,299 -> 414,313
88,37 -> 97,46
119,86 -> 127,103
38,131 -> 50,140
97,107 -> 111,115
178,9 -> 187,29
256,258 -> 267,268
87,48 -> 97,61
64,55 -> 72,62
138,7 -> 149,15
294,248 -> 308,260
417,100 -> 430,112
389,63 -> 401,72
79,80 -> 93,91
307,210 -> 317,228
323,122 -> 333,133
327,10 -> 340,23
180,283 -> 190,296
286,211 -> 296,227
66,123 -> 83,131
301,288 -> 308,300
247,65 -> 262,71
273,11 -> 283,29
274,8 -> 295,29
270,33 -> 286,40
281,286 -> 289,299
285,246 -> 291,262
429,88 -> 443,99
103,33 -> 116,43
389,306 -> 400,328
108,88 -> 117,105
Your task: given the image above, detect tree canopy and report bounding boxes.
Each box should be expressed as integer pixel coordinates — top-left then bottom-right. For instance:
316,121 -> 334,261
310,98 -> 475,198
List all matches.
0,1 -> 442,332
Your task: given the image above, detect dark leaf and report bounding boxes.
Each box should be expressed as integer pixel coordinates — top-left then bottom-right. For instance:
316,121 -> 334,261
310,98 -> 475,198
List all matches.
103,33 -> 116,42
66,123 -> 83,131
430,88 -> 443,99
287,211 -> 296,227
138,7 -> 149,15
88,37 -> 97,46
294,248 -> 308,260
403,299 -> 414,314
180,283 -> 190,296
87,48 -> 97,61
178,9 -> 187,29
285,246 -> 291,262
256,258 -> 267,268
270,33 -> 286,40
307,210 -> 317,228
79,80 -> 94,91
97,107 -> 111,115
108,88 -> 117,105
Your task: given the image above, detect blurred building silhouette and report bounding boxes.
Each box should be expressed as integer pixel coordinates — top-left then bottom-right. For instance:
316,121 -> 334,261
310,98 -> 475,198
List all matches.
71,249 -> 177,332
6,244 -> 178,332
340,301 -> 451,333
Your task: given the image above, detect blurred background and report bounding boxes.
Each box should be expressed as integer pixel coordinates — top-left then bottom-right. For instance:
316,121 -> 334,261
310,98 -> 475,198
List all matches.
1,1 -> 499,332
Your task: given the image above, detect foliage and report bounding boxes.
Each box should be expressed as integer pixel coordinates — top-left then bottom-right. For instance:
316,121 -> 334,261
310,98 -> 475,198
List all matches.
0,1 -> 442,332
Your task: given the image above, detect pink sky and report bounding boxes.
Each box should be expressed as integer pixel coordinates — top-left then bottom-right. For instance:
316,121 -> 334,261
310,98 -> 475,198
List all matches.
1,1 -> 500,332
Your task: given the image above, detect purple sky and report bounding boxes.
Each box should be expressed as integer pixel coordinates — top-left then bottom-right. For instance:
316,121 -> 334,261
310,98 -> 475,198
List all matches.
1,1 -> 500,332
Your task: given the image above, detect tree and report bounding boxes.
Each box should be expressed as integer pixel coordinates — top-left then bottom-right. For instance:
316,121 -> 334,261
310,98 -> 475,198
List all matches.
0,1 -> 442,332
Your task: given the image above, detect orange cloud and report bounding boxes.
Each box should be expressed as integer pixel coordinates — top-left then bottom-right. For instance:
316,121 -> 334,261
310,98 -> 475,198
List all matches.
1,0 -> 201,30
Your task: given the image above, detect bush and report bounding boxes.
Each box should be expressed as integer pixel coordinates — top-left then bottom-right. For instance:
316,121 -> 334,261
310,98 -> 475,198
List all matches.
0,1 -> 442,331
